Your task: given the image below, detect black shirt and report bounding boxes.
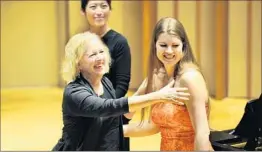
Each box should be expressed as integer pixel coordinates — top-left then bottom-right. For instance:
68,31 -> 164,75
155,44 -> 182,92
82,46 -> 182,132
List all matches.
96,86 -> 120,150
102,29 -> 131,151
52,74 -> 129,151
102,29 -> 131,99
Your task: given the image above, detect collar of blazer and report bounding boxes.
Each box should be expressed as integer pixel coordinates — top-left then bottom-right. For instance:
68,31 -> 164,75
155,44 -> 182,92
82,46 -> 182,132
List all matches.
76,73 -> 116,99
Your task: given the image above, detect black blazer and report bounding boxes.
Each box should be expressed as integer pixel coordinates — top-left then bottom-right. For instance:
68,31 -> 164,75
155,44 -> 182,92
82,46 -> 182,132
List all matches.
52,74 -> 129,151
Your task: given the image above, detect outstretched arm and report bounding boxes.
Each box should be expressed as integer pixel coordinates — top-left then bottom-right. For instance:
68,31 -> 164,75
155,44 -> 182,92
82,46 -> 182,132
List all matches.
65,80 -> 189,118
179,70 -> 213,151
64,86 -> 129,117
124,79 -> 148,119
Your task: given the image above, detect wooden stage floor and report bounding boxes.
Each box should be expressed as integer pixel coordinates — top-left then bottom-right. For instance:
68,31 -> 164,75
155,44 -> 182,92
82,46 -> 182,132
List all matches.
1,87 -> 249,150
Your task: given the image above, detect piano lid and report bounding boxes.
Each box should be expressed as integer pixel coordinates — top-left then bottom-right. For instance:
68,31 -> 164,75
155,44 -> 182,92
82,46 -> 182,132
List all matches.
232,94 -> 262,138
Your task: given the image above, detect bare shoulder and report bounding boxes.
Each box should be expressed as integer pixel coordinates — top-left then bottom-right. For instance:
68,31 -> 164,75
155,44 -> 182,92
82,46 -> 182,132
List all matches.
180,69 -> 205,85
178,65 -> 208,101
178,63 -> 204,85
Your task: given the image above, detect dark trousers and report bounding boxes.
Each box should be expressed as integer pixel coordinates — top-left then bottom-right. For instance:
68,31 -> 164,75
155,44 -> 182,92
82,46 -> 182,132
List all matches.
122,116 -> 130,151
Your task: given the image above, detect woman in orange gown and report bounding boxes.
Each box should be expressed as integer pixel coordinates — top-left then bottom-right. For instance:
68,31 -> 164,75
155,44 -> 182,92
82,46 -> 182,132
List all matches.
124,17 -> 213,151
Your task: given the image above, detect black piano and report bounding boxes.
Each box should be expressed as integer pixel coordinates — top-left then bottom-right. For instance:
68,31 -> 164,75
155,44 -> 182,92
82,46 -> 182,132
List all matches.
210,94 -> 262,151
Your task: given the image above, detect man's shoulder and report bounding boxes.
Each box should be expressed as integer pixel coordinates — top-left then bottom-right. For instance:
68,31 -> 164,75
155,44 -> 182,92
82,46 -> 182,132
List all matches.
108,29 -> 128,44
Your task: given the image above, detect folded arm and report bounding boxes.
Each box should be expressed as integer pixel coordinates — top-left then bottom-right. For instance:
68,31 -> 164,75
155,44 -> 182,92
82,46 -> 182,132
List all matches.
123,78 -> 159,137
123,120 -> 160,137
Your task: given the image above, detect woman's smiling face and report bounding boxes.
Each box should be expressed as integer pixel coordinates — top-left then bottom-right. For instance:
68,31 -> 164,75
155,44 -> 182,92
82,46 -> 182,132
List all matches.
156,32 -> 184,66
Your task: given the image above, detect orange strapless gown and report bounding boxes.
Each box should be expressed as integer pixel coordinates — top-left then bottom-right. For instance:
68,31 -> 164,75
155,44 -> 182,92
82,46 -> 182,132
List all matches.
151,102 -> 208,151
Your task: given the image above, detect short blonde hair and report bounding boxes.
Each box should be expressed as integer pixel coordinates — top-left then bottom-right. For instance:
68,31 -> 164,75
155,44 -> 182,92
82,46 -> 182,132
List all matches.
62,32 -> 111,84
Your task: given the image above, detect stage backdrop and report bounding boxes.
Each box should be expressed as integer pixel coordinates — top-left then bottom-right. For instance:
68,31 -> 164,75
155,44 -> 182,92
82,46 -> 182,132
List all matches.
1,1 -> 261,99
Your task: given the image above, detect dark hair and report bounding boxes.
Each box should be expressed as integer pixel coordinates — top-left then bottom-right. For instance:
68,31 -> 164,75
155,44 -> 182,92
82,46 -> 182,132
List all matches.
81,0 -> 112,11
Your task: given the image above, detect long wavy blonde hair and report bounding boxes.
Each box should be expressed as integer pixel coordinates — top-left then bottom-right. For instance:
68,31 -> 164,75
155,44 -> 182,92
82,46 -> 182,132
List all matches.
62,32 -> 111,84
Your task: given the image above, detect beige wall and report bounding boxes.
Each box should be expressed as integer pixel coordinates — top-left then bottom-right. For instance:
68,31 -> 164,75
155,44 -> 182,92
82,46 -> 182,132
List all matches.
1,1 -> 261,99
251,1 -> 262,98
157,1 -> 174,21
198,1 -> 216,96
122,2 -> 143,89
68,1 -> 88,36
228,1 -> 248,97
1,1 -> 59,88
228,1 -> 261,98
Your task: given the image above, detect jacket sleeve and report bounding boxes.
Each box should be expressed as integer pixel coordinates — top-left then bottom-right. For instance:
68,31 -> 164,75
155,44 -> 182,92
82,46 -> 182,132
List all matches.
63,86 -> 129,117
113,38 -> 131,98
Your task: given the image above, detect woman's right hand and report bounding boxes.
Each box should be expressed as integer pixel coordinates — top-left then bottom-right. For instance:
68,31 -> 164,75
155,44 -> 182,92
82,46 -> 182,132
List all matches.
155,79 -> 190,105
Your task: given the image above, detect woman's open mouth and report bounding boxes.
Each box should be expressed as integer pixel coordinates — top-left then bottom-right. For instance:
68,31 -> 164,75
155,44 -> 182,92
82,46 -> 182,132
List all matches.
94,64 -> 104,70
163,54 -> 175,61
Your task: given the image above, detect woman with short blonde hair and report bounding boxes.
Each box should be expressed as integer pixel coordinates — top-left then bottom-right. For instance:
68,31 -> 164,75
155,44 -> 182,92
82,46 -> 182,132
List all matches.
62,32 -> 111,84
